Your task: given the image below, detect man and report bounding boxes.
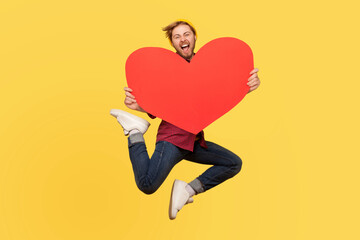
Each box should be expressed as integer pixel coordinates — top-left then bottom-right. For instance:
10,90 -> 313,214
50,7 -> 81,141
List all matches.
110,20 -> 260,220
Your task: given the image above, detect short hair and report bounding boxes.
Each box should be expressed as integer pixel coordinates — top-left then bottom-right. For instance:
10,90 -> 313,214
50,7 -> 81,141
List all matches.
162,20 -> 197,44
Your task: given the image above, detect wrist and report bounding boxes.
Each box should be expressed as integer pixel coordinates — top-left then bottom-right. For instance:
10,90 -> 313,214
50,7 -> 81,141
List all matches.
138,106 -> 146,113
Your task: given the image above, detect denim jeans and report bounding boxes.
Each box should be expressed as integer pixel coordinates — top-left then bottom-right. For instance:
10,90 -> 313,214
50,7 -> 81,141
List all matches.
127,134 -> 242,195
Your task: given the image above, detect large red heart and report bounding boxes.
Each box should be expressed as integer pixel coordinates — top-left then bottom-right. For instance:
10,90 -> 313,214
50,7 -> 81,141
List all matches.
125,37 -> 253,134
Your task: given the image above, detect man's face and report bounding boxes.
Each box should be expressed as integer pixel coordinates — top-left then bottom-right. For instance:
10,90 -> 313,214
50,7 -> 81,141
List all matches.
171,24 -> 196,61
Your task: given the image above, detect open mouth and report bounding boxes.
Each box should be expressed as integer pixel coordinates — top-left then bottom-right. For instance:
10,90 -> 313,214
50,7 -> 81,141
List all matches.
181,44 -> 190,53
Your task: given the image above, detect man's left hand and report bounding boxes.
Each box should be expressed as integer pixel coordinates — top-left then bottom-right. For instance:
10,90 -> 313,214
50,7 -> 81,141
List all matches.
247,68 -> 260,93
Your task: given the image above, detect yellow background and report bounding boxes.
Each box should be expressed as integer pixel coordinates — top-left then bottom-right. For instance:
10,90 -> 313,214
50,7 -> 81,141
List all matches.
1,0 -> 359,239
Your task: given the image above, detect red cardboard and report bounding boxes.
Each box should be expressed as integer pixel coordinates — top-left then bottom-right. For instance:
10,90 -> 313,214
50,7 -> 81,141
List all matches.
125,37 -> 253,134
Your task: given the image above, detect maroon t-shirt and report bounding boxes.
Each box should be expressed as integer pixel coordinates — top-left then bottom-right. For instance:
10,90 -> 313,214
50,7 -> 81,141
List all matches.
147,113 -> 208,152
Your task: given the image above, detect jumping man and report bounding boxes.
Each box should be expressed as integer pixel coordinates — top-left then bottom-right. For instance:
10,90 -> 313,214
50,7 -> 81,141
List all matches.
110,20 -> 260,220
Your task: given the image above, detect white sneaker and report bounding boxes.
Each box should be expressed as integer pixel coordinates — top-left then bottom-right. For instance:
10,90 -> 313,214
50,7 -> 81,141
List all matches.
110,109 -> 150,136
169,179 -> 193,220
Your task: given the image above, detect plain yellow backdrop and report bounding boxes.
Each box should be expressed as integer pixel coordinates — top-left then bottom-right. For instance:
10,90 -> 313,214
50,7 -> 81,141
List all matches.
1,0 -> 359,239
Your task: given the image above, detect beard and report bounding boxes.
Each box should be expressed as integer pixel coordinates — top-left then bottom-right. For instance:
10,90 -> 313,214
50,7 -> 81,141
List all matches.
176,44 -> 195,60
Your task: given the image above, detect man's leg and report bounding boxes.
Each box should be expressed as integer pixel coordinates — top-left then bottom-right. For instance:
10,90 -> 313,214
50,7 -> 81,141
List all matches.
128,135 -> 187,194
168,140 -> 242,219
110,109 -> 189,195
185,140 -> 243,194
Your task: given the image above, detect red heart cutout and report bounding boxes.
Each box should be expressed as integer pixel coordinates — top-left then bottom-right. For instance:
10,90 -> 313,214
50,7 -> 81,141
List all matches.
125,37 -> 253,134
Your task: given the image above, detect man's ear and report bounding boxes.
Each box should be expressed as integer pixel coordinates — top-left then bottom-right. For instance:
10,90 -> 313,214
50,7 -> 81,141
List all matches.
195,36 -> 197,40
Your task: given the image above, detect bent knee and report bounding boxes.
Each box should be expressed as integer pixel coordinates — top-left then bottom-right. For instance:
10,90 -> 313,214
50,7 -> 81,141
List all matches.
136,182 -> 158,195
231,155 -> 243,175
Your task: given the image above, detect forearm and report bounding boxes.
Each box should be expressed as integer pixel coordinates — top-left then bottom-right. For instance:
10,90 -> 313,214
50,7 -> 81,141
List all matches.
137,106 -> 147,113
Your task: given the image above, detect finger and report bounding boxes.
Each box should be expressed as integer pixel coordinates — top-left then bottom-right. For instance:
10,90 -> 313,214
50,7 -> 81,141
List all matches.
247,79 -> 258,86
124,87 -> 133,92
125,97 -> 136,103
125,91 -> 135,99
249,85 -> 259,91
249,68 -> 259,75
248,73 -> 258,81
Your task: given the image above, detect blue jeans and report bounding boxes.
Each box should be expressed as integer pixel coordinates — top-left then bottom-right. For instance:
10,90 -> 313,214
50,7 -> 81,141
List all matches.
128,134 -> 242,195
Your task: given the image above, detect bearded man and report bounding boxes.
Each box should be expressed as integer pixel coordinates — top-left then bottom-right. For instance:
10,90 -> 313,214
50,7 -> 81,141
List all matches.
110,20 -> 260,220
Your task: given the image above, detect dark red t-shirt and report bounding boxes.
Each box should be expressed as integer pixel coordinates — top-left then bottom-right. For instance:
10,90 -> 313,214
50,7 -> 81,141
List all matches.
147,113 -> 208,152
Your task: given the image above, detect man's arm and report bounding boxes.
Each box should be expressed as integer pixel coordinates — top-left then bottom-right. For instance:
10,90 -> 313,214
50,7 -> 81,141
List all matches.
247,68 -> 260,93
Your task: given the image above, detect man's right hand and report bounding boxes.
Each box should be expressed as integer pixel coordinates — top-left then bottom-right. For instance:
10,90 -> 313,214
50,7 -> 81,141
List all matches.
124,87 -> 146,112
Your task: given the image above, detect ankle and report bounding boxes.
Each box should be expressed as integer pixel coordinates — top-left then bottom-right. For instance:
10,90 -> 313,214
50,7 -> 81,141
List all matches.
185,184 -> 196,197
129,129 -> 140,136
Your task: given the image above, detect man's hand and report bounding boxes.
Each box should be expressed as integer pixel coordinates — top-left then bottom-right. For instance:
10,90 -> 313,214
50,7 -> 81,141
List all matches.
124,87 -> 146,112
247,68 -> 260,93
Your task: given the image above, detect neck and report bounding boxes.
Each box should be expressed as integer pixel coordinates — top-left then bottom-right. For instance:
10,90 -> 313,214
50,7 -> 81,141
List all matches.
177,52 -> 195,62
